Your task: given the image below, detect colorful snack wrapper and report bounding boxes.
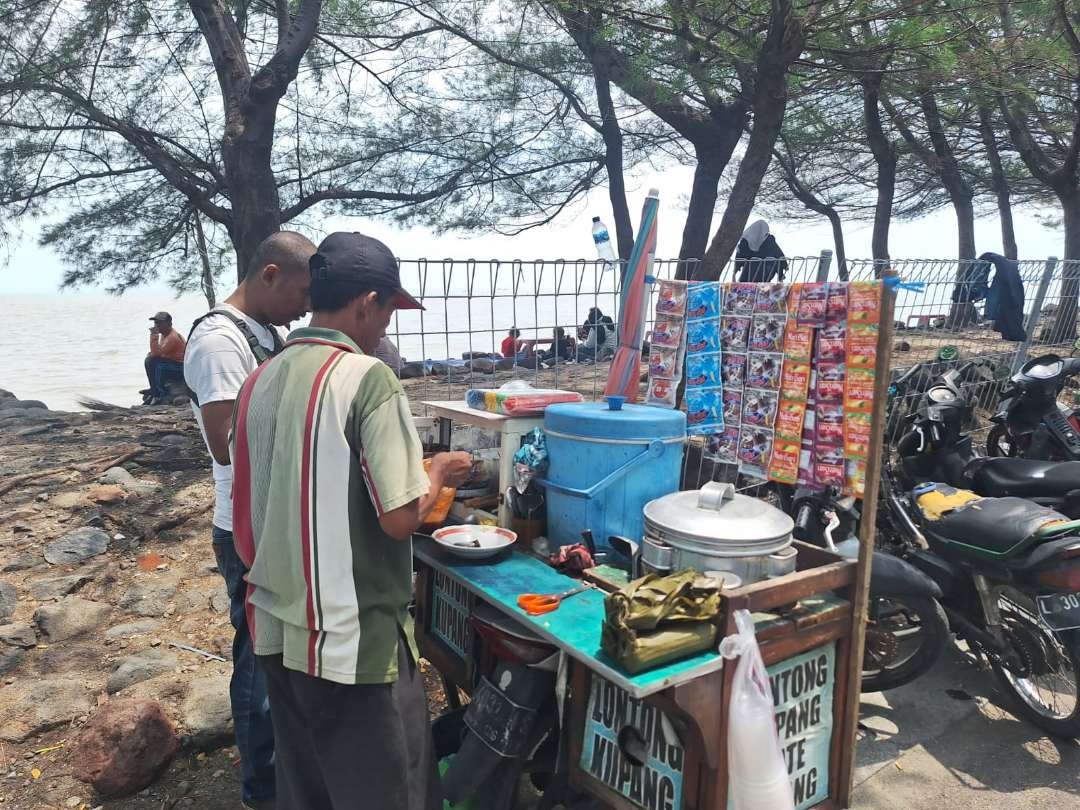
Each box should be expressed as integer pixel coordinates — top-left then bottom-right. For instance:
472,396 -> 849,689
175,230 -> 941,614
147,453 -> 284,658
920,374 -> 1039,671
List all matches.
749,314 -> 786,353
738,426 -> 774,476
722,388 -> 744,426
826,283 -> 848,322
685,352 -> 722,388
646,377 -> 678,408
815,419 -> 844,443
741,388 -> 779,428
780,362 -> 811,401
723,283 -> 757,315
656,280 -> 688,317
686,318 -> 722,354
721,353 -> 747,389
844,412 -> 873,459
784,324 -> 814,362
775,399 -> 808,438
796,283 -> 827,326
847,324 -> 878,368
848,281 -> 882,324
754,283 -> 789,314
817,333 -> 846,361
845,367 -> 875,412
816,361 -> 846,401
816,402 -> 845,426
767,436 -> 802,485
685,386 -> 725,433
846,460 -> 867,498
746,352 -> 783,391
687,281 -> 722,320
815,460 -> 845,488
720,317 -> 751,351
707,426 -> 740,464
649,346 -> 680,380
651,318 -> 684,349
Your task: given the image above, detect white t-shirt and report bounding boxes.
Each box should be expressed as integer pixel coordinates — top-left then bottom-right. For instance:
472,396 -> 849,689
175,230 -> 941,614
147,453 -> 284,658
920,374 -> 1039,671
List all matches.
183,303 -> 287,532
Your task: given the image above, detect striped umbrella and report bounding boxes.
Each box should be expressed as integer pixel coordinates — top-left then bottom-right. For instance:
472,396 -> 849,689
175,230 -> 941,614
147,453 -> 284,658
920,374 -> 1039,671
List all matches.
604,189 -> 659,403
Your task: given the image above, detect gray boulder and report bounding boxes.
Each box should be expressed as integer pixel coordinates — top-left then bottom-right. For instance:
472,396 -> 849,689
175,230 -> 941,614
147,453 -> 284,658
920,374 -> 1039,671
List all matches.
0,677 -> 93,742
35,597 -> 111,642
180,675 -> 233,750
31,573 -> 93,601
107,649 -> 179,694
104,619 -> 162,640
44,527 -> 109,565
0,622 -> 37,648
119,579 -> 178,618
2,552 -> 43,572
0,646 -> 24,675
0,580 -> 16,622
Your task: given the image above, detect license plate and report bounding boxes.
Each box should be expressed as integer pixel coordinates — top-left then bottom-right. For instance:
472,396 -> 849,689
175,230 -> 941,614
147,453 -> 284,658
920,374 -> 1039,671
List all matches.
1037,593 -> 1080,631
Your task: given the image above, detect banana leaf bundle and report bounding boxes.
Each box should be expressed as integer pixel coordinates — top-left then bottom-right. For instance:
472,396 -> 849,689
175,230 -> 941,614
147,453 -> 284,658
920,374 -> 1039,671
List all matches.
601,568 -> 724,674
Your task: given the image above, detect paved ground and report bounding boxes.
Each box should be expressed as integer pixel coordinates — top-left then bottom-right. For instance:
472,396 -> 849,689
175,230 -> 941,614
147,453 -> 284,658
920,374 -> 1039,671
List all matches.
853,645 -> 1080,808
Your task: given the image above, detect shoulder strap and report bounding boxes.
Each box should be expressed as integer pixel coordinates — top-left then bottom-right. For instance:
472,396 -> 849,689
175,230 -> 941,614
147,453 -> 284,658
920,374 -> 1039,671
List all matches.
185,309 -> 283,406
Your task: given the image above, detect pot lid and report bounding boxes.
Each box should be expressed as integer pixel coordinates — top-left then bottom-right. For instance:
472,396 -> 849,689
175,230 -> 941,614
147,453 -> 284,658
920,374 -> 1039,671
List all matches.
643,482 -> 794,555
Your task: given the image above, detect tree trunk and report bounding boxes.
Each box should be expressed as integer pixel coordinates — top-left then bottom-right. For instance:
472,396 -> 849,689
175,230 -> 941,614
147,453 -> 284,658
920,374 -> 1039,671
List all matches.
221,103 -> 283,281
947,193 -> 980,328
699,68 -> 790,281
676,146 -> 735,271
861,78 -> 895,275
977,106 -> 1018,260
826,208 -> 849,280
592,64 -> 634,263
1049,189 -> 1080,343
193,212 -> 217,309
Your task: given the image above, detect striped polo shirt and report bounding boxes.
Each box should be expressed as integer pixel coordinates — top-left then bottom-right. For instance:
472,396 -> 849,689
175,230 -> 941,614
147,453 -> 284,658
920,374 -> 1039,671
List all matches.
231,326 -> 429,685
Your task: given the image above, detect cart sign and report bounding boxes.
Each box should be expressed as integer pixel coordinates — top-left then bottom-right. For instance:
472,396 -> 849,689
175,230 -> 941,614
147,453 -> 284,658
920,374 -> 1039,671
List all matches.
581,677 -> 684,810
430,571 -> 473,658
767,641 -> 836,809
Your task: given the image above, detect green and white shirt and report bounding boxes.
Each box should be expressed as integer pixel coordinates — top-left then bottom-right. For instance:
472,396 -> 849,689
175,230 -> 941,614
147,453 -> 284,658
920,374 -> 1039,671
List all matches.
230,327 -> 428,685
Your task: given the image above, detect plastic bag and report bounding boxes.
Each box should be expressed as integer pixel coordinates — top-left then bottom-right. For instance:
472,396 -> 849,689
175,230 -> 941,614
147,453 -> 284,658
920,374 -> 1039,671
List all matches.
466,380 -> 583,416
719,610 -> 795,810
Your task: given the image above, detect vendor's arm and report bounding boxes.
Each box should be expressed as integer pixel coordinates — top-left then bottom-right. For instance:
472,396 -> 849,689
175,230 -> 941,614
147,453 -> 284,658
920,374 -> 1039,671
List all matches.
185,328 -> 255,467
352,364 -> 472,541
201,400 -> 235,466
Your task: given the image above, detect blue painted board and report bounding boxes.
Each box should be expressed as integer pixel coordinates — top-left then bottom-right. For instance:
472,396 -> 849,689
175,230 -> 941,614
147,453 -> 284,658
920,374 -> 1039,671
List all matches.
414,538 -> 724,699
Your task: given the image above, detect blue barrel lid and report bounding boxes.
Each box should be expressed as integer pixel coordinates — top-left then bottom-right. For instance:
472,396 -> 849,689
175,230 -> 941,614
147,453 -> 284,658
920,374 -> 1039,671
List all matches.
544,400 -> 686,441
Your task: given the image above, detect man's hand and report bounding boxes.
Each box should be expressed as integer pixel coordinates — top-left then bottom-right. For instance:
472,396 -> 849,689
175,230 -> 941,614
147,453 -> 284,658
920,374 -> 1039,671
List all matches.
200,400 -> 235,466
428,451 -> 473,489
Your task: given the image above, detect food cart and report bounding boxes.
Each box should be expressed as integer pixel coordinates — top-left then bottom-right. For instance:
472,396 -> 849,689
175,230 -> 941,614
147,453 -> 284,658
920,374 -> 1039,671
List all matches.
414,279 -> 895,809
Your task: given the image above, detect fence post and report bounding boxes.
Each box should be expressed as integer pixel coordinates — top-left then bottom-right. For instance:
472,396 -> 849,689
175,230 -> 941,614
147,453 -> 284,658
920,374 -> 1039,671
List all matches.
1014,256 -> 1058,371
817,249 -> 833,282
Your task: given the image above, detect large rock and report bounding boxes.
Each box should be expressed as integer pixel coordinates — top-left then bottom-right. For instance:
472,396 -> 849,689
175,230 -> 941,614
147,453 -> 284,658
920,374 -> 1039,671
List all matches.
0,398 -> 47,410
0,677 -> 93,742
2,552 -> 43,572
0,580 -> 16,622
180,675 -> 233,750
71,699 -> 180,798
0,646 -> 24,675
104,619 -> 162,640
107,649 -> 179,694
35,597 -> 110,641
31,573 -> 93,601
0,388 -> 14,399
99,467 -> 158,496
119,579 -> 178,618
0,622 -> 37,648
44,527 -> 109,565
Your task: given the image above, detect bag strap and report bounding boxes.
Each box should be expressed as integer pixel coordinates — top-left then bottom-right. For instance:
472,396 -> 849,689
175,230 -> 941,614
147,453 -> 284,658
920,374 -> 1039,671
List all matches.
186,309 -> 284,406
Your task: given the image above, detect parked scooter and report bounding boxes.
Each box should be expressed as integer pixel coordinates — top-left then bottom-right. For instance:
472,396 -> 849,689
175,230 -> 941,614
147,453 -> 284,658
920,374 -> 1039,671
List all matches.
987,354 -> 1080,460
790,486 -> 950,693
897,363 -> 1080,517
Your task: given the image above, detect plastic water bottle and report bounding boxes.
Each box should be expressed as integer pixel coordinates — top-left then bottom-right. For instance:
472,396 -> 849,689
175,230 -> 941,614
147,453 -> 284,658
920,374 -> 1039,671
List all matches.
592,217 -> 617,265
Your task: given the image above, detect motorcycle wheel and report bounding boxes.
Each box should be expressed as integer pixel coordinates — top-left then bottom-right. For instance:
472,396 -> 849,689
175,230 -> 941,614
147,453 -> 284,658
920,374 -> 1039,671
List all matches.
986,424 -> 1019,457
861,595 -> 949,693
989,592 -> 1080,738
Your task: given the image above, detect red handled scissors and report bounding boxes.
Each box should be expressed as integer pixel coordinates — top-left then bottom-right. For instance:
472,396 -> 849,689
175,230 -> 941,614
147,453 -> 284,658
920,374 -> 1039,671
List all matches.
517,585 -> 590,616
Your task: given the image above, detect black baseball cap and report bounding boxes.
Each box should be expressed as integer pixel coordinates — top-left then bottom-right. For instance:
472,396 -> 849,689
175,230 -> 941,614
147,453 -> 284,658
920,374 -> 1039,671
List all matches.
149,311 -> 172,322
309,232 -> 424,310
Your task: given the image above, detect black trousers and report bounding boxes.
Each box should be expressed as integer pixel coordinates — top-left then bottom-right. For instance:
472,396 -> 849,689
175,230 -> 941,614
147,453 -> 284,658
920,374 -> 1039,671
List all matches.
258,638 -> 440,810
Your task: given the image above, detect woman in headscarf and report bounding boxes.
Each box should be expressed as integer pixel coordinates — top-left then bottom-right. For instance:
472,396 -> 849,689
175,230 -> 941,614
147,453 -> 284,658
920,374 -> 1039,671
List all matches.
735,219 -> 788,282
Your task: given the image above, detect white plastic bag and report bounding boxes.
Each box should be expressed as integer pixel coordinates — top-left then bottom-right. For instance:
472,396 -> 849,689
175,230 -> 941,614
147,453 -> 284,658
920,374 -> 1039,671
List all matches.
719,609 -> 795,810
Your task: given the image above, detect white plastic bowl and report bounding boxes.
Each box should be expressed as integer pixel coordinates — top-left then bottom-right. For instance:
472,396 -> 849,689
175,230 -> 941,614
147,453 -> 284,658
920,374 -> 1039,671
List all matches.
432,525 -> 517,560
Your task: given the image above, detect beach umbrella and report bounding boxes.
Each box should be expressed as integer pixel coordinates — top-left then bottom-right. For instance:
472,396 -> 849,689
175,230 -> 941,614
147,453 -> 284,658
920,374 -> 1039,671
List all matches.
605,189 -> 659,403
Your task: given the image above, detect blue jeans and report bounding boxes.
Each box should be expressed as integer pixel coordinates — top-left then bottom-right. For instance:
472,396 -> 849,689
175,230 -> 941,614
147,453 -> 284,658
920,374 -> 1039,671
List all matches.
213,527 -> 276,802
144,357 -> 185,398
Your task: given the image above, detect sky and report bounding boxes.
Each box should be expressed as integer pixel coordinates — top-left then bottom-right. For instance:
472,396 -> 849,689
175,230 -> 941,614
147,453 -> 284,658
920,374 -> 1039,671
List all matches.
0,163 -> 1067,296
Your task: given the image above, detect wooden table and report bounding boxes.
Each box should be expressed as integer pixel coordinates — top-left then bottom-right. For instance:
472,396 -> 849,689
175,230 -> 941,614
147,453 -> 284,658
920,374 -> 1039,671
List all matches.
421,400 -> 544,528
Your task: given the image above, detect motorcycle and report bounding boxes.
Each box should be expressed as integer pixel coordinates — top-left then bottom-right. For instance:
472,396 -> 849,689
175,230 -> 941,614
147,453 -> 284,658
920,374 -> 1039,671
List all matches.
790,486 -> 950,693
897,363 -> 1080,518
987,354 -> 1080,460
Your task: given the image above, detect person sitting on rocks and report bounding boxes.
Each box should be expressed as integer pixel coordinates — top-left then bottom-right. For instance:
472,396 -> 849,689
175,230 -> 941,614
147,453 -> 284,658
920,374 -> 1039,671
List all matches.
143,312 -> 187,405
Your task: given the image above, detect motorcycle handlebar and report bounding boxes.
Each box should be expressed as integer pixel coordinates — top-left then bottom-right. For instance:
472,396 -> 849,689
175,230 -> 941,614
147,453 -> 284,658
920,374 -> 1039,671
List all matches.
795,503 -> 814,536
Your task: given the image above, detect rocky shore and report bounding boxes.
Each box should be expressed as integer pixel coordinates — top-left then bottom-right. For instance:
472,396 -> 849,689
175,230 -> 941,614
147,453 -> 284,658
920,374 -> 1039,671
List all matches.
0,390 -> 447,809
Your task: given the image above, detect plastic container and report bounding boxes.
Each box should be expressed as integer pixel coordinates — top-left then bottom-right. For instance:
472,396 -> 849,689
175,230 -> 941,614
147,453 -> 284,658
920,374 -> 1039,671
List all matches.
540,398 -> 686,551
420,458 -> 456,532
591,216 -> 617,263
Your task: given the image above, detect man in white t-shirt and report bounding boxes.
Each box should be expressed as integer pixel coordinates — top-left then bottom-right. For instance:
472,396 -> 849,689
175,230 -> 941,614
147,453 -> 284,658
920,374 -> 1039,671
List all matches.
184,230 -> 316,810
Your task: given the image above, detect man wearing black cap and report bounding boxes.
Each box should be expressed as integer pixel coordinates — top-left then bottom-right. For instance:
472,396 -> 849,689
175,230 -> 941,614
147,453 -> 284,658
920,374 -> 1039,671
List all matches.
229,232 -> 472,810
143,311 -> 186,405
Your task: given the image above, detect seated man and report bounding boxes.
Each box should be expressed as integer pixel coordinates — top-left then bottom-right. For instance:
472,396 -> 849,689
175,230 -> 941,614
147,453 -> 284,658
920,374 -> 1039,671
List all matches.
501,327 -> 524,358
540,327 -> 575,365
144,311 -> 186,404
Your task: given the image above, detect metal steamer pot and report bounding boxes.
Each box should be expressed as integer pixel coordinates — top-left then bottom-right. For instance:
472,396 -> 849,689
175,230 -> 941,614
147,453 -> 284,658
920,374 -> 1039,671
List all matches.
640,482 -> 797,584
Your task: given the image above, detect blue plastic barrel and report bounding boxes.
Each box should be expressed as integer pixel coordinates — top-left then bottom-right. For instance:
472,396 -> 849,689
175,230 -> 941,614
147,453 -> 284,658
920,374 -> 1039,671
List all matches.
541,398 -> 686,550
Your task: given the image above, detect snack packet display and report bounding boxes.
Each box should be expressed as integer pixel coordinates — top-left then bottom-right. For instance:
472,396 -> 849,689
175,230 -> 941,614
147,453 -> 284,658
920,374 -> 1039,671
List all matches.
686,352 -> 723,387
687,281 -> 722,320
723,283 -> 757,315
796,283 -> 827,326
686,387 -> 725,434
656,280 -> 688,317
651,319 -> 684,349
737,426 -> 774,478
646,280 -> 689,409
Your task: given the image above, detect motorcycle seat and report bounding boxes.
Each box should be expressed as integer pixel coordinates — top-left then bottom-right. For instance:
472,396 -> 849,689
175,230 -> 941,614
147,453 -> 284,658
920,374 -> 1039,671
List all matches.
917,485 -> 1069,558
970,457 -> 1080,498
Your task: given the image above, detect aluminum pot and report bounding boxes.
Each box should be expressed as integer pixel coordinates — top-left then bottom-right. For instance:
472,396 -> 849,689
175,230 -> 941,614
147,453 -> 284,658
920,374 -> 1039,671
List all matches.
640,481 -> 796,584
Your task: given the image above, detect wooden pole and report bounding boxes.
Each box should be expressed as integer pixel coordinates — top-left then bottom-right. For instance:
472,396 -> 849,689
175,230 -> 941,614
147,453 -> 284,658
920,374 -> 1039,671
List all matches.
837,276 -> 896,805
